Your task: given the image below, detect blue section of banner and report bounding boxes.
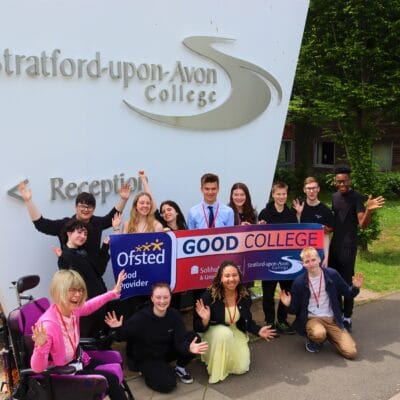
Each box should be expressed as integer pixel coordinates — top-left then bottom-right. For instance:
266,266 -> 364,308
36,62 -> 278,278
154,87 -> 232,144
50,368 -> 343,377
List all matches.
110,232 -> 173,298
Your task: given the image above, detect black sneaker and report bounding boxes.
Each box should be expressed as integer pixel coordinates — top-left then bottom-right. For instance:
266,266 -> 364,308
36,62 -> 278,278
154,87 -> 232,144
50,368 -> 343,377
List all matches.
305,338 -> 323,353
343,319 -> 352,333
276,321 -> 296,335
175,367 -> 193,384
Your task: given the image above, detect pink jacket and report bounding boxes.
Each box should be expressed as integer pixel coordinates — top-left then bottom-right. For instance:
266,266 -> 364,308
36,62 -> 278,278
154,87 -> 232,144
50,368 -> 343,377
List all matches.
31,290 -> 118,372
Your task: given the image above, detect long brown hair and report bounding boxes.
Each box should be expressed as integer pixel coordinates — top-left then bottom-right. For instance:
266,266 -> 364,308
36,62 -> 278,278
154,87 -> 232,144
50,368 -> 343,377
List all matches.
229,182 -> 256,225
210,260 -> 248,302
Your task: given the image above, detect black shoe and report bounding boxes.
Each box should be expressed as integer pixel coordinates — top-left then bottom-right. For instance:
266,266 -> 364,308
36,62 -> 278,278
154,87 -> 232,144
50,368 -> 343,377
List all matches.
343,319 -> 352,333
276,321 -> 296,335
175,367 -> 193,384
305,338 -> 323,353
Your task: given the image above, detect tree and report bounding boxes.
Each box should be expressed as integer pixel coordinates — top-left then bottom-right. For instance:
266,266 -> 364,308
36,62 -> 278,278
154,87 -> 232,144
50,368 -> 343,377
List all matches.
289,0 -> 400,248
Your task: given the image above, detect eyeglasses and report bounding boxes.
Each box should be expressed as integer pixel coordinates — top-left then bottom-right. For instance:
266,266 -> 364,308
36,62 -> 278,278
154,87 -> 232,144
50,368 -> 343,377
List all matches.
305,186 -> 319,191
68,288 -> 85,294
77,204 -> 94,211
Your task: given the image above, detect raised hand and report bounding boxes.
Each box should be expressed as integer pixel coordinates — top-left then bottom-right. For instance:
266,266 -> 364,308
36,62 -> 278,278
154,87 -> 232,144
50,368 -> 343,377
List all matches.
51,245 -> 62,258
113,270 -> 126,295
366,195 -> 385,211
352,272 -> 364,288
119,182 -> 131,201
292,198 -> 304,215
18,181 -> 32,202
258,325 -> 277,341
104,310 -> 123,328
189,336 -> 208,354
279,289 -> 291,307
112,212 -> 122,232
195,299 -> 210,325
32,323 -> 48,347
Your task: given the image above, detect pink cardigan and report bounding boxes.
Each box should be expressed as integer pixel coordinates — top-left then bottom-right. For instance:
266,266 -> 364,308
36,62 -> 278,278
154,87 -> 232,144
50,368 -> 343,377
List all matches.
31,290 -> 119,372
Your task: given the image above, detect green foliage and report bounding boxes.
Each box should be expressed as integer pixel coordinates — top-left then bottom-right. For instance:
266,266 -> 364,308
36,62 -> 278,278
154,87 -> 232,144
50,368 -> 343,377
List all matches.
376,171 -> 400,199
289,0 -> 400,248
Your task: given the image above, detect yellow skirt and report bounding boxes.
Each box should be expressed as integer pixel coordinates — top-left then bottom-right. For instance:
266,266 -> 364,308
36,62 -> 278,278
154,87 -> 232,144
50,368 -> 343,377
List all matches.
201,307 -> 250,384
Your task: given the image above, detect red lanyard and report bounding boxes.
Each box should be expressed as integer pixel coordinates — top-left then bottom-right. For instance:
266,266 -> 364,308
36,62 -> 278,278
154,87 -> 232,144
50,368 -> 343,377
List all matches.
56,305 -> 77,357
202,203 -> 219,228
308,272 -> 323,308
225,298 -> 238,325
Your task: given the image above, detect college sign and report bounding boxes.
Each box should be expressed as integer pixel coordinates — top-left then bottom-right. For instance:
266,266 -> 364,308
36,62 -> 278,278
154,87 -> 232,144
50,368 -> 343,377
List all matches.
110,224 -> 323,298
1,0 -> 309,312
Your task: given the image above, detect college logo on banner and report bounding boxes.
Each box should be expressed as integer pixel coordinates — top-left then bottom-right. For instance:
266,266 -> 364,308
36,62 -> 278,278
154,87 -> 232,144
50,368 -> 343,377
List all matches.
110,224 -> 323,298
110,232 -> 176,299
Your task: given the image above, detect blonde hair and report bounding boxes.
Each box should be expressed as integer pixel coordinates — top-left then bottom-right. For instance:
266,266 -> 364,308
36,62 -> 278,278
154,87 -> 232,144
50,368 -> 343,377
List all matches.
303,176 -> 319,187
50,269 -> 87,308
127,192 -> 157,233
300,246 -> 320,261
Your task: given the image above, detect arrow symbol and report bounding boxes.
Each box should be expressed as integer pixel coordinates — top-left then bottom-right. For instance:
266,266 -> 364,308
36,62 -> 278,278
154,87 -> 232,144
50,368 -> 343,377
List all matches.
7,179 -> 29,201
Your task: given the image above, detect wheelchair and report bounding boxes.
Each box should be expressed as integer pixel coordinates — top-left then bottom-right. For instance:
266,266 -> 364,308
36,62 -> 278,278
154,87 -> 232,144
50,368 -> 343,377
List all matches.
1,275 -> 134,400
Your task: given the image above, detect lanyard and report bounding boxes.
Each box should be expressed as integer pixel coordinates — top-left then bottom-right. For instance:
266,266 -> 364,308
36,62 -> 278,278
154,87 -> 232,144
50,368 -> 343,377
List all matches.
225,298 -> 237,325
202,203 -> 219,228
308,272 -> 323,308
56,305 -> 77,358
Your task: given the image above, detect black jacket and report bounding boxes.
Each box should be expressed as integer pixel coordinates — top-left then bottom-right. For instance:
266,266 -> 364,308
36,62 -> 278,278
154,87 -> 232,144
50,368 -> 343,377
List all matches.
114,305 -> 193,363
193,290 -> 261,336
58,244 -> 109,298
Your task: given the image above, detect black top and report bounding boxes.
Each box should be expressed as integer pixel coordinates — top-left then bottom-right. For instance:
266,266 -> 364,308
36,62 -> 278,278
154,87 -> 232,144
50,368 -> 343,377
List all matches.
193,290 -> 261,336
331,189 -> 365,247
33,207 -> 117,262
300,202 -> 334,228
258,202 -> 297,224
114,305 -> 192,363
58,245 -> 109,298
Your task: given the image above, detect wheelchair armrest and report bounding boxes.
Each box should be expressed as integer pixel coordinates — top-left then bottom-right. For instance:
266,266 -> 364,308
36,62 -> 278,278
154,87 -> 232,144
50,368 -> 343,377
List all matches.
19,365 -> 76,377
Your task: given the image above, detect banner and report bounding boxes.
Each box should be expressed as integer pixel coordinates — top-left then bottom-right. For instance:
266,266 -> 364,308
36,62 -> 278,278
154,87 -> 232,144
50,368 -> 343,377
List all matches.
110,223 -> 323,299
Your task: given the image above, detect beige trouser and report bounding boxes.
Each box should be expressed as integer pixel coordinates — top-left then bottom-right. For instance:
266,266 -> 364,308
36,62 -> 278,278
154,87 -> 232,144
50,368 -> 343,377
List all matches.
306,317 -> 357,359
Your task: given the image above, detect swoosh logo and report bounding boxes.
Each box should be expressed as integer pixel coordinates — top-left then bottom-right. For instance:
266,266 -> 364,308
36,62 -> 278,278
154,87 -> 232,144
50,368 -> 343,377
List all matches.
272,256 -> 304,275
123,36 -> 282,130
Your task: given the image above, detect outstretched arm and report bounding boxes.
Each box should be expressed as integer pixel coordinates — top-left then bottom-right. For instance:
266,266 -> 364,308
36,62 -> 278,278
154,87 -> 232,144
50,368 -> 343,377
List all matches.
195,298 -> 211,327
114,182 -> 131,213
359,195 -> 385,229
18,181 -> 41,221
139,170 -> 158,212
104,310 -> 124,328
189,336 -> 208,354
258,325 -> 277,341
292,198 -> 304,223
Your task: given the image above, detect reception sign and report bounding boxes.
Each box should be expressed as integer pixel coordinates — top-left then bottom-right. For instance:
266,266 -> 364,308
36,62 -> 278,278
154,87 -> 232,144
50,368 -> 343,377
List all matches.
110,223 -> 323,299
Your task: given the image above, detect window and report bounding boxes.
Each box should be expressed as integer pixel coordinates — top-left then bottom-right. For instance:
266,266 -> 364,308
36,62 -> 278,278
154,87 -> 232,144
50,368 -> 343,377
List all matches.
373,142 -> 393,171
314,141 -> 334,166
278,140 -> 293,165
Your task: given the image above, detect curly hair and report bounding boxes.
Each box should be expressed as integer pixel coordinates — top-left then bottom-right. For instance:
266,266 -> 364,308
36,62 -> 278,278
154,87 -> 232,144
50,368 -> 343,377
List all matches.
209,260 -> 248,303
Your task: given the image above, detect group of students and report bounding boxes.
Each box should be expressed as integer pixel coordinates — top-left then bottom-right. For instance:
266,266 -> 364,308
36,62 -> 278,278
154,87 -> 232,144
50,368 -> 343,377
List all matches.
18,165 -> 384,397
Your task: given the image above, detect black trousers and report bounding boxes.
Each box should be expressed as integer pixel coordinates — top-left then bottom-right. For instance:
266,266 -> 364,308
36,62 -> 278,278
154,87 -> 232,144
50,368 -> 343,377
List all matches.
262,280 -> 293,323
76,359 -> 126,400
329,245 -> 357,318
134,334 -> 196,393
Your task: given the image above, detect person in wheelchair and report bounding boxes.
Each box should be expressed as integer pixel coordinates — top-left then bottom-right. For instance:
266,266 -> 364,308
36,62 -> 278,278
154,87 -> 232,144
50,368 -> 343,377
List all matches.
105,283 -> 208,393
30,268 -> 128,400
54,216 -> 121,338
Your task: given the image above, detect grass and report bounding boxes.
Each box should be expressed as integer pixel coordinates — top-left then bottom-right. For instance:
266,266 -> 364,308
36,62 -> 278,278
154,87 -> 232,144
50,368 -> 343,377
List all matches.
252,200 -> 400,296
357,200 -> 400,293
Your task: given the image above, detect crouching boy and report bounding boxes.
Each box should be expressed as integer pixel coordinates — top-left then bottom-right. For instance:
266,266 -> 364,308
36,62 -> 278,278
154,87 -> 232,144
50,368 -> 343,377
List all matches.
279,246 -> 364,359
